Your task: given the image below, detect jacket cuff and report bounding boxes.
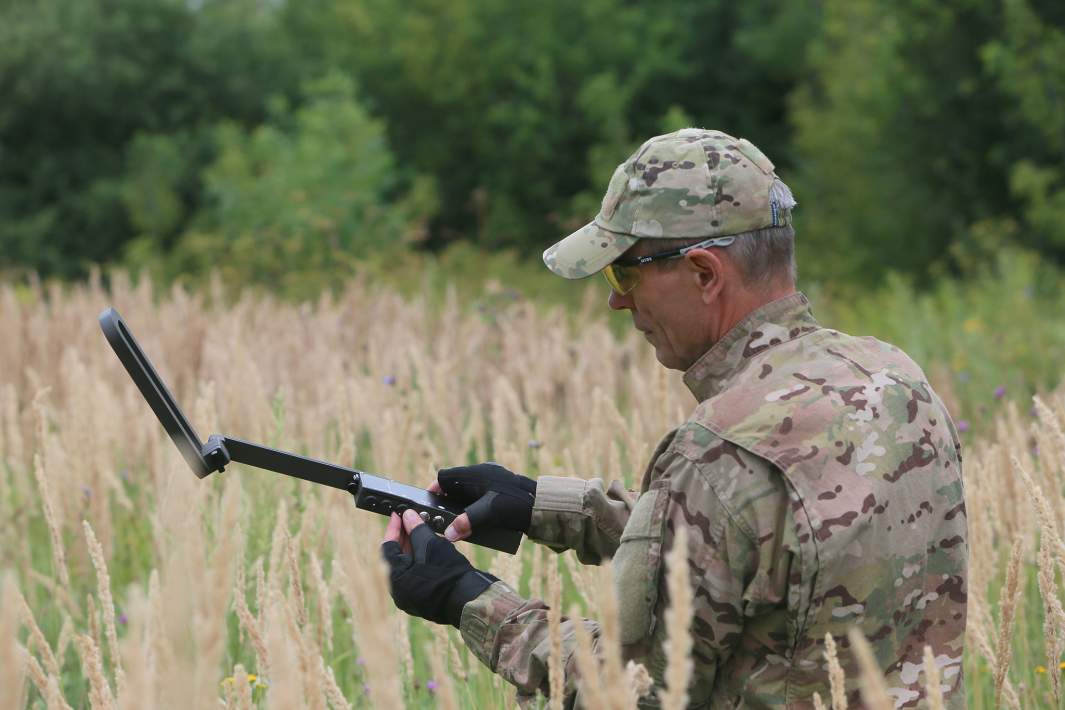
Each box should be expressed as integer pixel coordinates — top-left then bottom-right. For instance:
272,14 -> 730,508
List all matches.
533,475 -> 588,513
459,581 -> 527,669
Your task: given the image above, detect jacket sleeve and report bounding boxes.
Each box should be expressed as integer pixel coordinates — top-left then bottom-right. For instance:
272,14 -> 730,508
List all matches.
525,475 -> 635,564
525,429 -> 681,565
460,436 -> 794,708
459,581 -> 590,705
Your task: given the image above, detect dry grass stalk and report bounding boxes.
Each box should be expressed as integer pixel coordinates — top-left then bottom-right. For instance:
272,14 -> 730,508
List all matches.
85,594 -> 102,664
318,654 -> 352,710
83,520 -> 124,695
1013,455 -> 1065,704
286,530 -> 308,628
546,554 -> 565,710
3,577 -> 27,709
592,561 -> 630,710
993,536 -> 1024,706
309,551 -> 334,653
658,526 -> 693,710
75,634 -> 116,710
823,633 -> 848,710
55,614 -> 74,668
846,628 -> 892,710
115,589 -> 152,710
231,663 -> 254,710
812,692 -> 827,710
425,640 -> 459,710
396,611 -> 413,684
21,645 -> 50,702
569,603 -> 608,708
331,508 -> 404,710
922,645 -> 945,710
267,501 -> 289,599
263,590 -> 303,710
625,660 -> 653,704
17,589 -> 61,679
254,556 -> 267,626
32,449 -> 71,594
234,553 -> 270,675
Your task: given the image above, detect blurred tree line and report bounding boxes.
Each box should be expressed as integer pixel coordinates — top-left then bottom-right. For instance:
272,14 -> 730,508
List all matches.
1,0 -> 1063,295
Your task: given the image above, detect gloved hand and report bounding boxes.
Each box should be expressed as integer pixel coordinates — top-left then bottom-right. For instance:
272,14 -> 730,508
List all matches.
430,462 -> 537,542
381,510 -> 498,627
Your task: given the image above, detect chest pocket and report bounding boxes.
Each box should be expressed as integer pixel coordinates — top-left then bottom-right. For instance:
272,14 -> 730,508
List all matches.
613,479 -> 670,646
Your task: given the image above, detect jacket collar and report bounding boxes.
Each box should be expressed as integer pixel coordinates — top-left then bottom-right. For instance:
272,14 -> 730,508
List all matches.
682,292 -> 820,402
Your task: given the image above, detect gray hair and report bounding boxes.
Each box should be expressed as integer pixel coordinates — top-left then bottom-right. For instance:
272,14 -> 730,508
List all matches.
647,221 -> 797,289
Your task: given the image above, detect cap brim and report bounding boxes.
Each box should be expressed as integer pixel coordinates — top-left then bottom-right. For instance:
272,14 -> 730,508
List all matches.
542,222 -> 638,279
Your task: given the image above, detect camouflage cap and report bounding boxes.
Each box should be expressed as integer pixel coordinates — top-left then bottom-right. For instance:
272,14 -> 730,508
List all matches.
543,128 -> 795,279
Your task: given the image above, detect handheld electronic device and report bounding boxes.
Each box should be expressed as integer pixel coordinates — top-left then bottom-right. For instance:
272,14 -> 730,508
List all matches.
99,307 -> 521,554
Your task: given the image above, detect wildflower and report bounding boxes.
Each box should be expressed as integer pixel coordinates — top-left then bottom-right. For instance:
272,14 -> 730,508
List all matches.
357,657 -> 367,666
382,375 -> 396,386
117,612 -> 128,626
994,386 -> 1006,399
82,486 -> 92,498
1059,662 -> 1065,670
957,420 -> 970,433
247,674 -> 257,683
528,439 -> 542,449
1036,666 -> 1047,674
956,371 -> 970,383
427,679 -> 438,693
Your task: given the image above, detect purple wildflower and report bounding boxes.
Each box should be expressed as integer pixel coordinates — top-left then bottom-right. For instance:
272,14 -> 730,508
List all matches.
356,657 -> 367,666
528,439 -> 542,449
382,375 -> 396,386
118,612 -> 128,626
427,680 -> 438,693
994,386 -> 1006,399
957,420 -> 970,433
82,486 -> 92,498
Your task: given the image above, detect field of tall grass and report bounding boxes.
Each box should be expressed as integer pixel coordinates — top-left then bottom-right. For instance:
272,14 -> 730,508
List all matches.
3,251 -> 1065,708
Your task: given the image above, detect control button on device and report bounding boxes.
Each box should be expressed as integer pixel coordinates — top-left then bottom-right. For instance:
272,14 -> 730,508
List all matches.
380,502 -> 393,514
395,503 -> 408,514
364,496 -> 378,508
431,516 -> 446,532
419,511 -> 430,523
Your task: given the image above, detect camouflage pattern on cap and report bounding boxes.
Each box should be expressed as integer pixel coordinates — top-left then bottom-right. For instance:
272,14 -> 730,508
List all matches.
544,128 -> 792,279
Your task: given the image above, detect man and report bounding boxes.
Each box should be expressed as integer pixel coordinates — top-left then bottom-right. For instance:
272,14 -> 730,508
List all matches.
382,129 -> 968,708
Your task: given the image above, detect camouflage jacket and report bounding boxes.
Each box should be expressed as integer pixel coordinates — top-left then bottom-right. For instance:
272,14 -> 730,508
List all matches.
460,293 -> 968,708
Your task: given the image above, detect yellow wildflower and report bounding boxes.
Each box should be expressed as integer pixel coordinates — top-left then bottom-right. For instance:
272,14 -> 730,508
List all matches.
247,674 -> 257,683
1036,665 -> 1047,674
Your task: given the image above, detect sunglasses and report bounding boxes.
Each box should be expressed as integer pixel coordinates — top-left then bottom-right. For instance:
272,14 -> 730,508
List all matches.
602,235 -> 737,295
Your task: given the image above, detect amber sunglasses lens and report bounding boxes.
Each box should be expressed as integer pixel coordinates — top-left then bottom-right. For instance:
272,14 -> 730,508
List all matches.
603,264 -> 638,295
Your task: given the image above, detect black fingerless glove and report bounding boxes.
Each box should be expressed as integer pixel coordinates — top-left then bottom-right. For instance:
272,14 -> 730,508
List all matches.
437,462 -> 537,533
382,523 -> 498,627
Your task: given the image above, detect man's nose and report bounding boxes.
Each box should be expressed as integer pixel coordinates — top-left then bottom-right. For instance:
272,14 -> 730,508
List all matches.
608,289 -> 634,311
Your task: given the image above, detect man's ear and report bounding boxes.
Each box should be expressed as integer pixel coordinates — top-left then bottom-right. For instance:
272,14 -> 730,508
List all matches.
684,249 -> 726,304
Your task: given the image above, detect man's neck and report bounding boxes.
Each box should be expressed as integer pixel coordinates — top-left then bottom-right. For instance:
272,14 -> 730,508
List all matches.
711,283 -> 797,344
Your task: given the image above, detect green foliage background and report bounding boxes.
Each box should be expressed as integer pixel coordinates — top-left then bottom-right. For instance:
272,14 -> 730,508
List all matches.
4,0 -> 1064,293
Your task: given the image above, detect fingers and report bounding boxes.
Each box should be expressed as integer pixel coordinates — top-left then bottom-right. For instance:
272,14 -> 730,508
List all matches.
384,512 -> 404,543
401,509 -> 427,535
444,512 -> 472,542
428,480 -> 442,495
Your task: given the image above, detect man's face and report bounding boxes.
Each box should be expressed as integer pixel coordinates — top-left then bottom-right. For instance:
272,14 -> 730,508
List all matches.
606,243 -> 714,370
